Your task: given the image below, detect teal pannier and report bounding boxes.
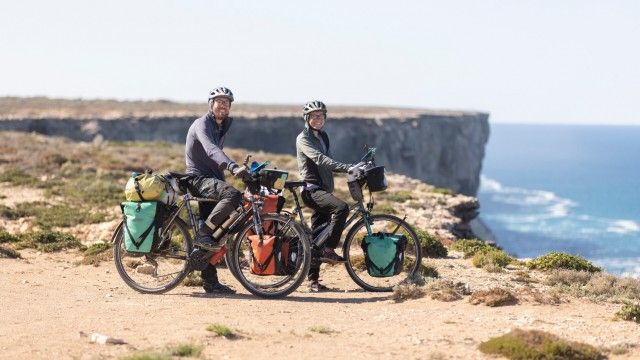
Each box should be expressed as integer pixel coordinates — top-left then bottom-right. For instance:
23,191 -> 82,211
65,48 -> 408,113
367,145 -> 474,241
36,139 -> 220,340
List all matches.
121,201 -> 163,253
361,232 -> 407,277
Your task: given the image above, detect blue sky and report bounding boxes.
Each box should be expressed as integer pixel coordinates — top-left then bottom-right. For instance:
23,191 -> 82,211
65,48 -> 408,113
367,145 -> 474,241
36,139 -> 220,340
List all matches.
1,1 -> 638,124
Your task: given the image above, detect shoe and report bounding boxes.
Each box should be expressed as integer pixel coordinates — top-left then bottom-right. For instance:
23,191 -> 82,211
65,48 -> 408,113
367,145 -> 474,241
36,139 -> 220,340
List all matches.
189,248 -> 213,271
308,280 -> 329,292
319,248 -> 346,264
195,225 -> 223,251
203,282 -> 236,294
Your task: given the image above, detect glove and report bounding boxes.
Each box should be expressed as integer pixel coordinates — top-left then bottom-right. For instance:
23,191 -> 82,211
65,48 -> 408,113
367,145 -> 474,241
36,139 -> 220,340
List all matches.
347,164 -> 365,179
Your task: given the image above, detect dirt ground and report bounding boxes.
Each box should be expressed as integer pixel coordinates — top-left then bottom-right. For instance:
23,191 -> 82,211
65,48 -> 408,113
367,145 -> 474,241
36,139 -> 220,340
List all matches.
1,250 -> 639,360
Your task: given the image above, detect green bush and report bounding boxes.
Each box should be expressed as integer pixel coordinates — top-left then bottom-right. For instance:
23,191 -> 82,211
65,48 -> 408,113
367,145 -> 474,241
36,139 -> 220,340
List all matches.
385,190 -> 413,202
0,230 -> 20,243
479,328 -> 603,360
120,352 -> 171,360
168,343 -> 203,357
472,249 -> 514,270
413,228 -> 448,258
616,304 -> 640,323
15,230 -> 84,252
431,187 -> 454,195
373,202 -> 397,214
206,323 -> 234,338
527,252 -> 602,272
450,239 -> 497,258
403,257 -> 439,278
0,168 -> 39,186
83,242 -> 111,256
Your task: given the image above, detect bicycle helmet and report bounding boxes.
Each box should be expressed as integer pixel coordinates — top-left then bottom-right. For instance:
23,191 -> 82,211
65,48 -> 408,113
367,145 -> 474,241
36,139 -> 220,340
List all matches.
302,100 -> 327,121
208,87 -> 234,102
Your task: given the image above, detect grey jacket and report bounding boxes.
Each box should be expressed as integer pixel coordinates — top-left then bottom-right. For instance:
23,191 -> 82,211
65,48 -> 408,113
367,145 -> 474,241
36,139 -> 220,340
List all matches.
296,124 -> 350,193
185,112 -> 234,179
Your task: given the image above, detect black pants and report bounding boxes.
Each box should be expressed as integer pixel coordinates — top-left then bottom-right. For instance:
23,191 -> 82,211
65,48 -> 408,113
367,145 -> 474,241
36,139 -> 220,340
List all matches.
186,175 -> 242,284
301,189 -> 349,281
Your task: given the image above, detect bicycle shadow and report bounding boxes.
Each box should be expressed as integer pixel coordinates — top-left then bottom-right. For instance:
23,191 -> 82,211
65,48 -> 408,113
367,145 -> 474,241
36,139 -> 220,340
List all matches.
187,291 -> 391,304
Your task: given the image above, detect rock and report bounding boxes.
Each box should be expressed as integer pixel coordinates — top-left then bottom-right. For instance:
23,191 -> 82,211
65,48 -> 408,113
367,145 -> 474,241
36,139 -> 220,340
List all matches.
86,332 -> 126,345
136,264 -> 156,275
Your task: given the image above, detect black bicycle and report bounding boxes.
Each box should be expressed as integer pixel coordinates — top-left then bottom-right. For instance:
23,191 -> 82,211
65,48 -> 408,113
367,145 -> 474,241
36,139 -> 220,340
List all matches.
281,148 -> 422,292
112,156 -> 311,298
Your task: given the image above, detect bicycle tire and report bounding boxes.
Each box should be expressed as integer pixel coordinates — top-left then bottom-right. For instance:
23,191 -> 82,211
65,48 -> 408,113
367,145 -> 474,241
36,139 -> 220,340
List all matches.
229,213 -> 311,298
113,217 -> 193,294
342,214 -> 422,292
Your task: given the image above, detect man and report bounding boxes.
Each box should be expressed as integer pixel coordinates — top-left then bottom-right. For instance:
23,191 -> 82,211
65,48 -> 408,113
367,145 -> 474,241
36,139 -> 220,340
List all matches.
185,86 -> 250,294
296,100 -> 352,292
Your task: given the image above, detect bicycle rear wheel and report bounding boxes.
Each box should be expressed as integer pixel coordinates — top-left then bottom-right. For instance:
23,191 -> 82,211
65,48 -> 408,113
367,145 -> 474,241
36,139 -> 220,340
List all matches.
113,217 -> 193,294
229,213 -> 311,298
342,214 -> 422,292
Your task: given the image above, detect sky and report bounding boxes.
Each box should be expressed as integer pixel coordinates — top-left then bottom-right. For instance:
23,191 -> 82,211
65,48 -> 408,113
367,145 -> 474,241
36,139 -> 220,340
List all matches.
1,1 -> 639,125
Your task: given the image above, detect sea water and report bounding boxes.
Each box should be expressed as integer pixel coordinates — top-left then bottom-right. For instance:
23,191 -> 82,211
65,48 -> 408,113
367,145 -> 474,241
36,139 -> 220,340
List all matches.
478,124 -> 640,276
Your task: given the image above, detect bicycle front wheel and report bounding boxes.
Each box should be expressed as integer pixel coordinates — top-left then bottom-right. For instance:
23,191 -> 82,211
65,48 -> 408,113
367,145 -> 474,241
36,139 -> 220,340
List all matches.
229,213 -> 311,298
342,214 -> 422,292
113,217 -> 193,294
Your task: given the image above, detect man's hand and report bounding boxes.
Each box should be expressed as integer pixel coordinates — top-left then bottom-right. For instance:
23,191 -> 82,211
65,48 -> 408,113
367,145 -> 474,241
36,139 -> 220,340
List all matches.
347,164 -> 365,179
228,163 -> 252,182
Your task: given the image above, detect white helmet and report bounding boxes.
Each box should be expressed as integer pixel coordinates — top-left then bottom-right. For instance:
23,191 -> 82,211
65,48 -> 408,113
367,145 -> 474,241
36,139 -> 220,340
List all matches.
302,100 -> 327,121
208,87 -> 234,102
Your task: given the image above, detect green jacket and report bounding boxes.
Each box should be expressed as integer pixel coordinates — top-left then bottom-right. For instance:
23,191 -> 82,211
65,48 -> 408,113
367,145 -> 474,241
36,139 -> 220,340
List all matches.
296,125 -> 350,193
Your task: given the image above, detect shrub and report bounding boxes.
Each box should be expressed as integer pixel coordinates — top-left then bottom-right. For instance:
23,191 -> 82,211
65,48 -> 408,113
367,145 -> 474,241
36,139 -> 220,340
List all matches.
12,202 -> 106,229
479,328 -> 604,360
308,325 -> 336,334
413,228 -> 448,258
425,279 -> 468,302
469,287 -> 517,307
392,283 -> 425,302
385,190 -> 413,202
15,230 -> 84,252
0,245 -> 21,259
450,239 -> 497,258
431,187 -> 454,195
183,272 -> 204,287
472,249 -> 514,270
0,168 -> 39,186
83,242 -> 111,256
374,202 -> 397,214
168,343 -> 203,357
527,252 -> 601,272
615,304 -> 640,323
121,352 -> 171,360
544,269 -> 593,286
206,323 -> 234,338
403,257 -> 439,278
0,230 -> 20,243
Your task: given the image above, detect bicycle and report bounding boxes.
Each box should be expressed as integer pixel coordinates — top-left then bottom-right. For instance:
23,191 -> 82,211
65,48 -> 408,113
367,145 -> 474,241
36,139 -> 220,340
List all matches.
112,156 -> 311,298
281,147 -> 422,292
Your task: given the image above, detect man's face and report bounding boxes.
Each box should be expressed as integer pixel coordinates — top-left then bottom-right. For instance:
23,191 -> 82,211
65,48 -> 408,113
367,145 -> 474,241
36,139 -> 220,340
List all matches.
211,97 -> 232,120
308,111 -> 326,130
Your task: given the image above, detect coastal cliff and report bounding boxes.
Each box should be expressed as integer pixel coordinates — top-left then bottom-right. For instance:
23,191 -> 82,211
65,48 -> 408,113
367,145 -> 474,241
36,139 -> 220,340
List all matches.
0,111 -> 489,195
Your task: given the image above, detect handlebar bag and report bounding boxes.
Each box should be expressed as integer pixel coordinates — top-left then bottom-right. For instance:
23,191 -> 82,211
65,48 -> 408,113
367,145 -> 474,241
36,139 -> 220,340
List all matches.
361,232 -> 406,277
364,166 -> 388,192
120,201 -> 164,253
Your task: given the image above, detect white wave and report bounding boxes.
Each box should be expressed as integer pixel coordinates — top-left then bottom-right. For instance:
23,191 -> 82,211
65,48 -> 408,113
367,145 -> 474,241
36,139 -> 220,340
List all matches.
607,220 -> 640,234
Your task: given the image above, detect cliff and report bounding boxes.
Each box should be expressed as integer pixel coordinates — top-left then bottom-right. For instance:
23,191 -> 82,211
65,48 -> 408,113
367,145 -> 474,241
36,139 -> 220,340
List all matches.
0,113 -> 489,196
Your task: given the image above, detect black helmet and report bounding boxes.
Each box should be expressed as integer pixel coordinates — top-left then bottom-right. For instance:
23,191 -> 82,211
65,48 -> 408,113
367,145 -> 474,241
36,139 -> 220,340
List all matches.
302,100 -> 327,121
208,87 -> 234,102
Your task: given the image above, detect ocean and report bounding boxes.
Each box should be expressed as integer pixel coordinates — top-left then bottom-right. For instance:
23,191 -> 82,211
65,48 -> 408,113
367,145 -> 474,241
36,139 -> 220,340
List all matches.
478,124 -> 640,276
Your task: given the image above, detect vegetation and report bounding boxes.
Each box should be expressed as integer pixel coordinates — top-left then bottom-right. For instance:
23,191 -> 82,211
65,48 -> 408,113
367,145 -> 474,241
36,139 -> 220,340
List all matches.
425,279 -> 468,302
469,288 -> 517,307
0,245 -> 21,258
120,352 -> 172,360
308,325 -> 336,334
83,242 -> 111,256
168,343 -> 203,357
527,252 -> 602,272
431,187 -> 454,196
373,202 -> 397,214
183,271 -> 204,287
206,323 -> 234,338
413,228 -> 448,258
472,249 -> 514,271
0,229 -> 20,243
450,239 -> 498,258
478,328 -> 604,360
544,270 -> 640,302
14,230 -> 84,252
615,304 -> 640,323
385,190 -> 413,202
403,257 -> 439,278
392,283 -> 426,302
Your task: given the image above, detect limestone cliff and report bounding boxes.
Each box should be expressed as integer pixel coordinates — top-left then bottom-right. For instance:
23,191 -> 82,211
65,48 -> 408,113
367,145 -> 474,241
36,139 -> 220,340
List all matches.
0,111 -> 489,195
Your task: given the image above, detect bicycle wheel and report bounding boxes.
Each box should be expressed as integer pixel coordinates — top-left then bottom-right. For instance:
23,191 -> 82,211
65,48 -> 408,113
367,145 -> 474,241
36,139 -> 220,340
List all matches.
342,214 -> 422,292
113,217 -> 193,294
229,213 -> 311,298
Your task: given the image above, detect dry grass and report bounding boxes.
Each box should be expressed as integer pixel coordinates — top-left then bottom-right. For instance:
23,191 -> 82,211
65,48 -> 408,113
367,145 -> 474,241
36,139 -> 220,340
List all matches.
514,287 -> 564,305
425,279 -> 468,302
392,281 -> 426,303
545,270 -> 640,302
308,325 -> 337,335
469,287 -> 517,307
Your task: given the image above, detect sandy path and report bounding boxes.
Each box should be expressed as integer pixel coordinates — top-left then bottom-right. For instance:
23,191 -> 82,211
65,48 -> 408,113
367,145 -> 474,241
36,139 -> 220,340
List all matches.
1,251 -> 639,360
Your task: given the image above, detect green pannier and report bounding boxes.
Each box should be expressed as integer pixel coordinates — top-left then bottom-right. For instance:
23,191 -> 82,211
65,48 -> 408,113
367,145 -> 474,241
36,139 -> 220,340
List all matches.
120,201 -> 164,253
361,232 -> 407,277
